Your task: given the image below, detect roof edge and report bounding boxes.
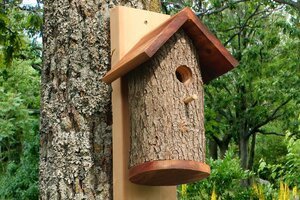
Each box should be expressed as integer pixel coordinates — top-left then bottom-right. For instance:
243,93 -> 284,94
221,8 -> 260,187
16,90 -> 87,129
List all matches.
102,7 -> 238,84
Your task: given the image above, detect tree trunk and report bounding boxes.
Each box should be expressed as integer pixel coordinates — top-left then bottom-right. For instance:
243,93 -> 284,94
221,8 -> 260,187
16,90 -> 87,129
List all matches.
237,84 -> 249,170
211,134 -> 231,159
239,136 -> 251,187
219,135 -> 231,159
248,133 -> 256,170
40,0 -> 154,199
219,142 -> 229,159
208,139 -> 218,159
239,136 -> 248,170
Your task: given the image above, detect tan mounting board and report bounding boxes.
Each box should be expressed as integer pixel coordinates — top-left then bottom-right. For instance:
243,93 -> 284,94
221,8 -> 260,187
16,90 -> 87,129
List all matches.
110,6 -> 176,200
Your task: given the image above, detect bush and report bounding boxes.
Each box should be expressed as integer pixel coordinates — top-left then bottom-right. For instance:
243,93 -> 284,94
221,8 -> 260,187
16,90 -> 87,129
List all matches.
0,62 -> 40,199
257,133 -> 300,188
178,150 -> 255,200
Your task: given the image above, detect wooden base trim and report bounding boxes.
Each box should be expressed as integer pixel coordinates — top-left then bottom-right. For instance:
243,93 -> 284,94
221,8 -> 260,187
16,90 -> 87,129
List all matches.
129,160 -> 210,186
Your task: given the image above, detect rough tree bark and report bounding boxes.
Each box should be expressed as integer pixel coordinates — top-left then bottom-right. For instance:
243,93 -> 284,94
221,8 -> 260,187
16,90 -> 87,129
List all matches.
128,30 -> 205,167
40,0 -> 159,199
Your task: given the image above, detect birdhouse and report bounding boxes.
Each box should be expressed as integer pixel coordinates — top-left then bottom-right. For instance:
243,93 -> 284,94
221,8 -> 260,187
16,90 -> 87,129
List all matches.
103,7 -> 238,186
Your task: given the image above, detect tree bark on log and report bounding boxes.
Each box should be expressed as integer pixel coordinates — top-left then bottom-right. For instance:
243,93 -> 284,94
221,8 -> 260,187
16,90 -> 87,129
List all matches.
40,0 -> 154,199
127,30 -> 206,168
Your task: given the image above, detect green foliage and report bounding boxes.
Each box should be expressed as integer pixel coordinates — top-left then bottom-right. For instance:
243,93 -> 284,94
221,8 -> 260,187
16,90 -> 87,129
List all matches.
179,151 -> 255,200
284,134 -> 300,187
180,142 -> 299,199
0,61 -> 40,199
254,134 -> 288,167
0,0 -> 42,65
198,0 -> 300,174
0,2 -> 41,195
252,181 -> 278,200
0,133 -> 39,200
257,132 -> 300,188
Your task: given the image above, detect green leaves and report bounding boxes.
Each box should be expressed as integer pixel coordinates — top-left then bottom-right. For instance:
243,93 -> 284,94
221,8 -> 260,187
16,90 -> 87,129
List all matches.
203,0 -> 299,160
25,12 -> 43,37
0,1 -> 42,66
211,0 -> 222,8
182,151 -> 254,200
0,1 -> 41,199
0,60 -> 40,199
255,130 -> 300,189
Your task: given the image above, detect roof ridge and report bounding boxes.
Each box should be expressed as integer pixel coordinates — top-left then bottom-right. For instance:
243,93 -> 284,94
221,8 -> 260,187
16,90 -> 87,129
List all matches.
102,7 -> 238,84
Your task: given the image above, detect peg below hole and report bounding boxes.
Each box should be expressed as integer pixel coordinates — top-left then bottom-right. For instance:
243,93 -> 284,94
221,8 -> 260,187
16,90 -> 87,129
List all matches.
183,95 -> 198,104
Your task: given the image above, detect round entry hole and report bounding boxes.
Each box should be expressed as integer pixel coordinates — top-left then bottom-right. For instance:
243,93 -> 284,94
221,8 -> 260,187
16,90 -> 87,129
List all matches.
175,65 -> 192,85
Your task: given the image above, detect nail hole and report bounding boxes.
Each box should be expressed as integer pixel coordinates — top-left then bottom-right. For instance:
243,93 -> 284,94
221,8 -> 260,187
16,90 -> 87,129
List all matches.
175,65 -> 193,85
144,20 -> 148,24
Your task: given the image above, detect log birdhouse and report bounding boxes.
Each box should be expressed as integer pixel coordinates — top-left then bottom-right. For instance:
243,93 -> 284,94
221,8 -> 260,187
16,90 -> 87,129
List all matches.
103,7 -> 238,186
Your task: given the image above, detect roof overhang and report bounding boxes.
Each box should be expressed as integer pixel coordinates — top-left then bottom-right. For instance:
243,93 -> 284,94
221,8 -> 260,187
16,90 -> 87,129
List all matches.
102,7 -> 238,84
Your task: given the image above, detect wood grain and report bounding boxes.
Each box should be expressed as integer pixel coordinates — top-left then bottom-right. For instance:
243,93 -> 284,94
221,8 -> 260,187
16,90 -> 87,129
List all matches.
127,30 -> 208,186
110,6 -> 176,199
129,160 -> 210,186
102,7 -> 238,84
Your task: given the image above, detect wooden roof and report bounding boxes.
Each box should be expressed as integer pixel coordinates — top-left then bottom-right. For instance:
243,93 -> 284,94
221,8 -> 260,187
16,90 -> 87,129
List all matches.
102,7 -> 238,84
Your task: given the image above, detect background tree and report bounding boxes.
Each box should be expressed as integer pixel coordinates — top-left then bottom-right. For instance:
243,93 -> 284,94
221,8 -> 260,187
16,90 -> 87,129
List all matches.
0,0 -> 42,198
0,61 -> 40,199
189,0 -> 299,171
162,2 -> 299,169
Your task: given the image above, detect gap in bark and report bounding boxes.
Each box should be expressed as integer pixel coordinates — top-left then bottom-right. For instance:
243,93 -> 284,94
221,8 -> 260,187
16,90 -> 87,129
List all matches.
106,103 -> 112,126
69,112 -> 80,132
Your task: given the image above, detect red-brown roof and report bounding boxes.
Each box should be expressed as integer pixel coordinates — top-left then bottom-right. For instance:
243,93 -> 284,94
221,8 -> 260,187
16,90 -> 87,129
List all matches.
102,7 -> 238,84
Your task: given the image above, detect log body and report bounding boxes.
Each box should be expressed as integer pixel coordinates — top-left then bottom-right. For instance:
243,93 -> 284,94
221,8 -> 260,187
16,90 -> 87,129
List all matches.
127,29 -> 210,185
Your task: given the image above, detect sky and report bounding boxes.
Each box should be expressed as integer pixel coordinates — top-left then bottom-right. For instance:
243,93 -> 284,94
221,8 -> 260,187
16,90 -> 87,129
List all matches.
20,0 -> 43,43
21,0 -> 37,6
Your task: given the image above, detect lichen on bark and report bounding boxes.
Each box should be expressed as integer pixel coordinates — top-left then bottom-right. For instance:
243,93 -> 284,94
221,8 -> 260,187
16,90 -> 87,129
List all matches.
40,0 -> 160,198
